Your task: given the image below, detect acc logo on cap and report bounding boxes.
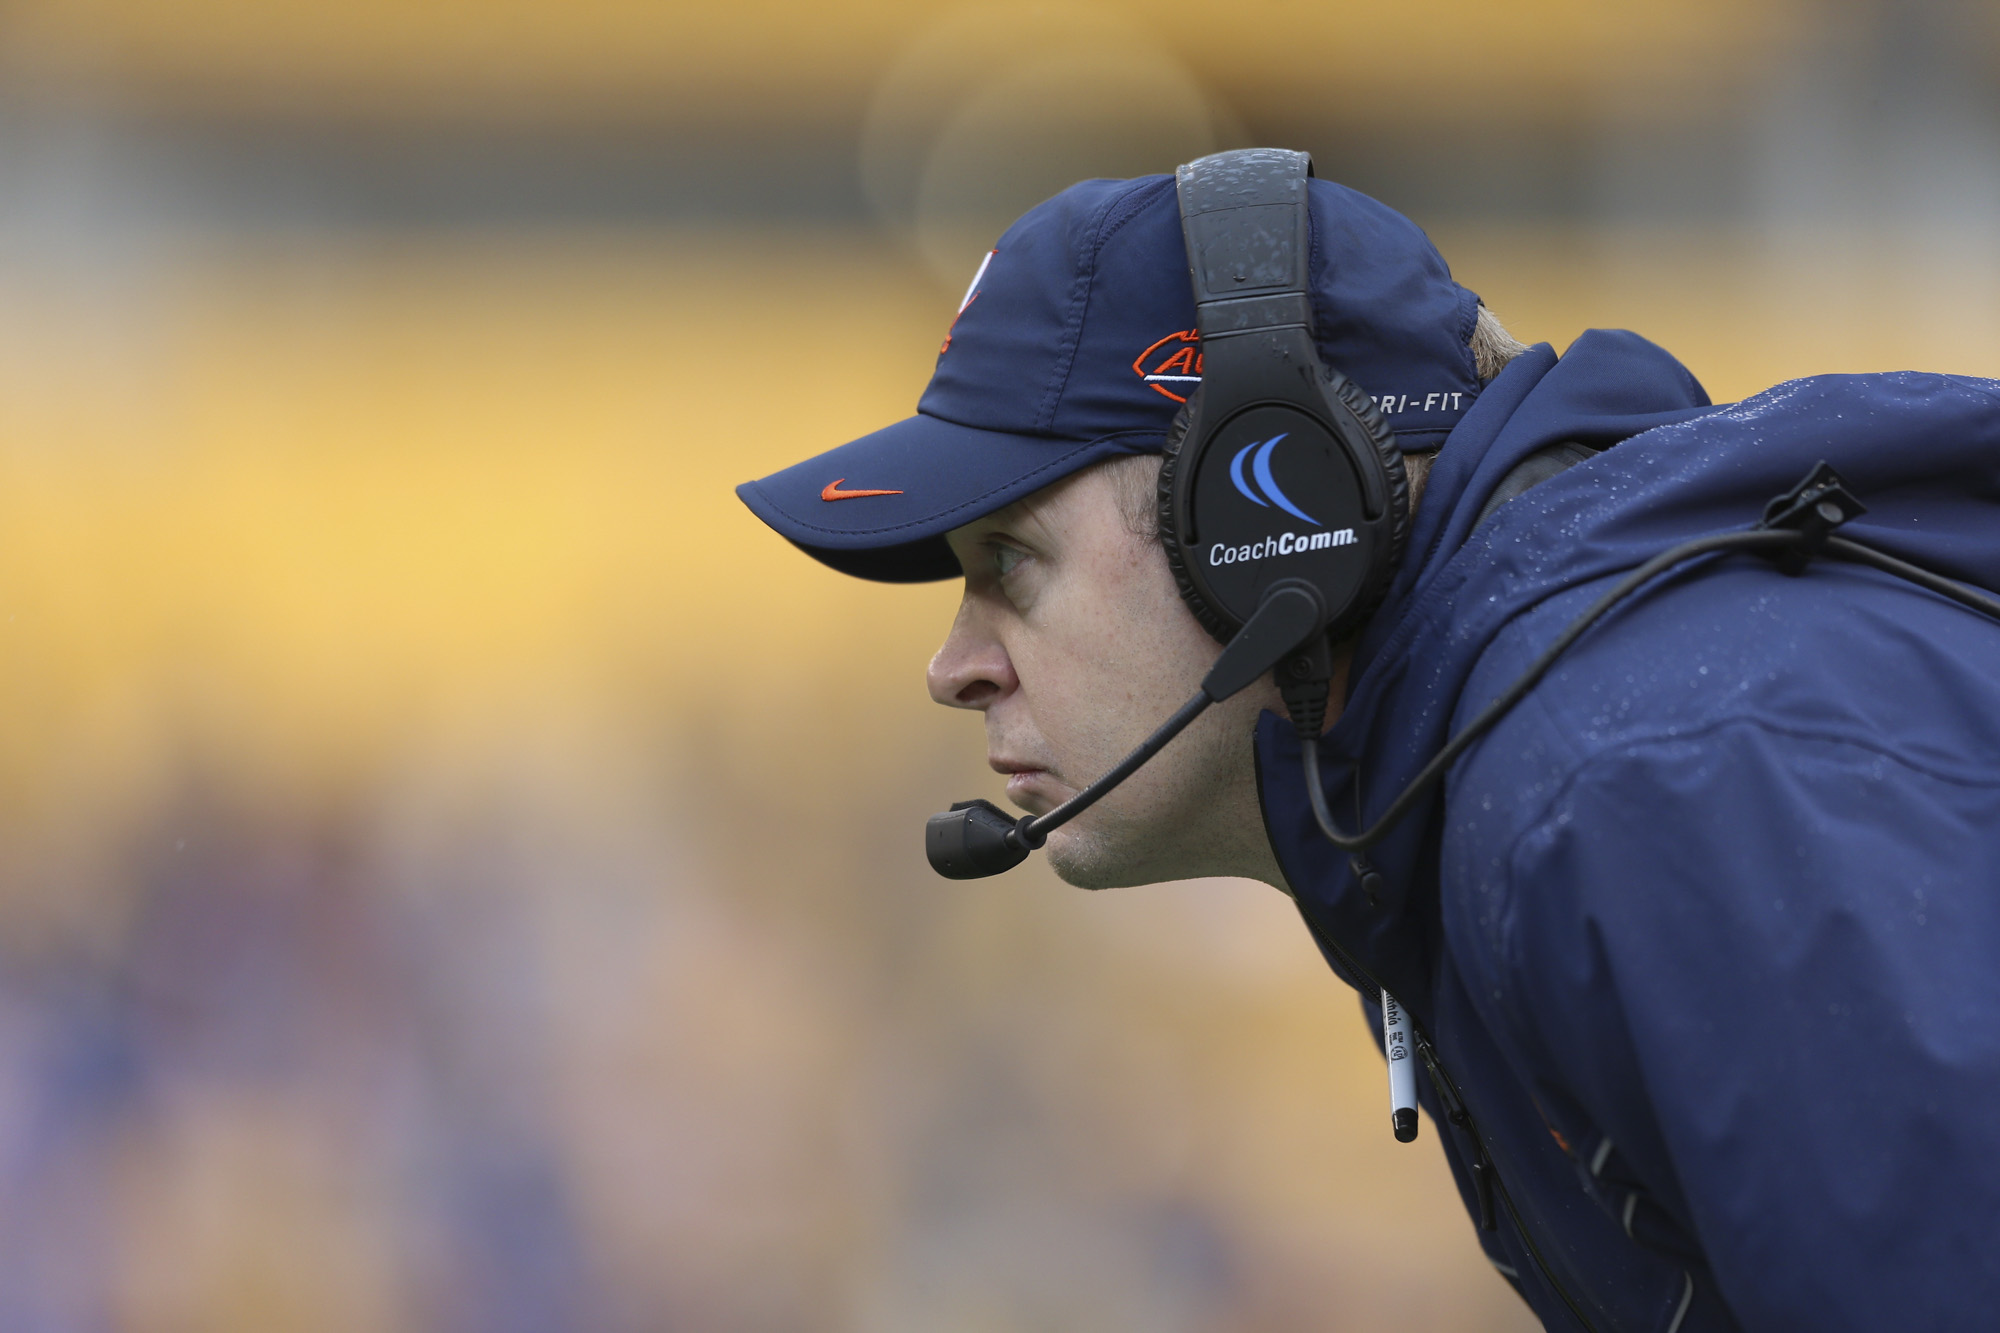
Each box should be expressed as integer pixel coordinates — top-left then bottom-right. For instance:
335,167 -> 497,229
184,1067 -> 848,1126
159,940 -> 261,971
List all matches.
1132,330 -> 1202,403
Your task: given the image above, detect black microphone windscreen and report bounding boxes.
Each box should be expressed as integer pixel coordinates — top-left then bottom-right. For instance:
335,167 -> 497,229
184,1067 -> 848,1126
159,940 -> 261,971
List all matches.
925,799 -> 1031,879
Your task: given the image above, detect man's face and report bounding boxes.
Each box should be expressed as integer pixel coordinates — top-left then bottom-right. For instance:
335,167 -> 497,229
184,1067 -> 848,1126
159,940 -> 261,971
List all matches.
928,456 -> 1284,889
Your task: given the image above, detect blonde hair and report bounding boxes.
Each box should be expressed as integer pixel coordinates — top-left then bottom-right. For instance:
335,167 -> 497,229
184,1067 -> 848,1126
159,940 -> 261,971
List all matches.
1469,303 -> 1530,383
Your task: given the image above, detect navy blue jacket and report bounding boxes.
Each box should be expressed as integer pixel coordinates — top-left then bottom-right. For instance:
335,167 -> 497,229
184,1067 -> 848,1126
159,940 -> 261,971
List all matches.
1255,331 -> 2000,1331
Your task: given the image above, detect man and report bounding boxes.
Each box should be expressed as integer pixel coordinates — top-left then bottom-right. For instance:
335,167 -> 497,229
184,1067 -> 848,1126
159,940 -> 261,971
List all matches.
737,162 -> 2000,1331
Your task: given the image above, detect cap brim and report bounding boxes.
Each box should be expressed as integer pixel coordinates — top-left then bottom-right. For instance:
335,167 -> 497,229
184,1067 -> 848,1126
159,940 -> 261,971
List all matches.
736,412 -> 1158,582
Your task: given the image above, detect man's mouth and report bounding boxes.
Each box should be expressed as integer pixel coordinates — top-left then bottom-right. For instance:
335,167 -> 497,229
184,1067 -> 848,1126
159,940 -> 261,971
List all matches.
988,757 -> 1071,813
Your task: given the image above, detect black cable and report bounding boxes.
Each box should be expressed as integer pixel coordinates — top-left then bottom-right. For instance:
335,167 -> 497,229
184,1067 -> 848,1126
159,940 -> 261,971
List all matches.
1825,535 -> 2000,618
1300,526 -> 1806,851
1289,517 -> 2000,1333
1292,528 -> 1818,1333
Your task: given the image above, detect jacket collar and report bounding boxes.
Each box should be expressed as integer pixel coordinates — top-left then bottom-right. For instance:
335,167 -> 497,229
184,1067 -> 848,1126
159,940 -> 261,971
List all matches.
1256,330 -> 1716,1008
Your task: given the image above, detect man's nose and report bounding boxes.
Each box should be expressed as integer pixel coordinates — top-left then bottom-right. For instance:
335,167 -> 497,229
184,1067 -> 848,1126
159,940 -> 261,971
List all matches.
927,598 -> 1015,710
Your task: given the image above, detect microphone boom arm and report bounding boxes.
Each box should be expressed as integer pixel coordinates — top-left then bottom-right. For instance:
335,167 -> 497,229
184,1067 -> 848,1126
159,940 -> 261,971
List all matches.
926,581 -> 1329,879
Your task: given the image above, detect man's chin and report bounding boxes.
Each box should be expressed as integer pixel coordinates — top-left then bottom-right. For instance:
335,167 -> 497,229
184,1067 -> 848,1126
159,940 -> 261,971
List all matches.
1042,822 -> 1171,891
1008,780 -> 1162,888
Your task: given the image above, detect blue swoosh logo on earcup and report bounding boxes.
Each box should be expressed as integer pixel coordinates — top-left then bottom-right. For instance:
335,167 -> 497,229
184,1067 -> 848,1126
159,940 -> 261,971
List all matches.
1229,442 -> 1269,509
1252,436 -> 1322,527
1227,434 -> 1323,527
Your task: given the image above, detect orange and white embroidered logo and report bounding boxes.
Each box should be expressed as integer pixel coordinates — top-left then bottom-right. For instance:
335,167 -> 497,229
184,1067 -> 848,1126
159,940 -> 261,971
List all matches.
1132,330 -> 1202,402
939,248 -> 997,355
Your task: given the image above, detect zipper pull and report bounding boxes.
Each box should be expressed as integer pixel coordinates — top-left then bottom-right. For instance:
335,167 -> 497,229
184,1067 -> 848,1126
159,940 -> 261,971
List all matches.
1348,853 -> 1384,906
1416,1035 -> 1495,1229
1472,1157 -> 1498,1231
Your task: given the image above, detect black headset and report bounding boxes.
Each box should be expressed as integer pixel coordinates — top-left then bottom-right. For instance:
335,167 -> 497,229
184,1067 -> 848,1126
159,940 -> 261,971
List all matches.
1156,147 -> 1408,648
926,146 -> 1420,878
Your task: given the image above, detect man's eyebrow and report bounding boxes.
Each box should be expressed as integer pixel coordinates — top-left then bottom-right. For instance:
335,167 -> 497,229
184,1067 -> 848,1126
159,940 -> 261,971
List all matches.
992,494 -> 1058,542
962,513 -> 1026,549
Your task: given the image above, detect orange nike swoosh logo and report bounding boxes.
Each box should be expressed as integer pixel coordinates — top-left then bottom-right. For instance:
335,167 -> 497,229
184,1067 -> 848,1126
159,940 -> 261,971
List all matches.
821,479 -> 905,501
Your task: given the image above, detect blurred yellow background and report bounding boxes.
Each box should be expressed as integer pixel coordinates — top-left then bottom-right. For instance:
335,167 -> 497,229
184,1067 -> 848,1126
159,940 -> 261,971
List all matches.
0,2 -> 1995,1330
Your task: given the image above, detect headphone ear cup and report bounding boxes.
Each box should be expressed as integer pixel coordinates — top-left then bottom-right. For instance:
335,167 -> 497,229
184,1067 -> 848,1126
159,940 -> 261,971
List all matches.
1318,365 -> 1410,635
1156,390 -> 1239,645
1160,371 -> 1411,646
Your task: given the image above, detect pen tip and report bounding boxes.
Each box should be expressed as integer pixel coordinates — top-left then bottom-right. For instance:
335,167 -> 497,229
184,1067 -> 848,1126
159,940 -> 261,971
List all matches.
1393,1108 -> 1419,1143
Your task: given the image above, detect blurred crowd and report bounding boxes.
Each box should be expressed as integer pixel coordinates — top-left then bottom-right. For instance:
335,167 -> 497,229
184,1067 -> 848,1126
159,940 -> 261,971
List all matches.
0,1 -> 1994,1329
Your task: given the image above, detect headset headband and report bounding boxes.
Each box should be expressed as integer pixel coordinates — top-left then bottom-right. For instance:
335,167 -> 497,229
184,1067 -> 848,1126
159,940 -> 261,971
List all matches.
1176,147 -> 1315,355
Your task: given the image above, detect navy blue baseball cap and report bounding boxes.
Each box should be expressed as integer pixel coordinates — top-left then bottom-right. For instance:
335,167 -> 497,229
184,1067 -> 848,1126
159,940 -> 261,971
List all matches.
737,171 -> 1484,582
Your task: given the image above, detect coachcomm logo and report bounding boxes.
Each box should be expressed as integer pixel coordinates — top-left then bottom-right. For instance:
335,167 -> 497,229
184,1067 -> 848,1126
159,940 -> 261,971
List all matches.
1210,529 -> 1354,566
1211,433 -> 1356,566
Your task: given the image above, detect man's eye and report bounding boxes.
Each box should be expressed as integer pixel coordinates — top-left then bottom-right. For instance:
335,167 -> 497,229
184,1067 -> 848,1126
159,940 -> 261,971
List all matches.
993,545 -> 1027,579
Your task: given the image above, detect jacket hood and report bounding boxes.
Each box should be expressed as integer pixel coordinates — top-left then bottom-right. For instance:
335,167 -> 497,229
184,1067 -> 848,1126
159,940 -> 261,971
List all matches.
1257,329 -> 2000,1012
